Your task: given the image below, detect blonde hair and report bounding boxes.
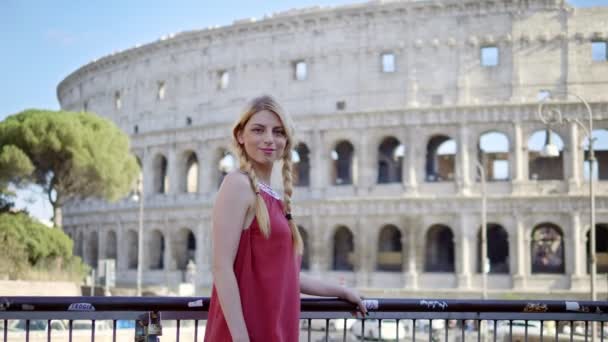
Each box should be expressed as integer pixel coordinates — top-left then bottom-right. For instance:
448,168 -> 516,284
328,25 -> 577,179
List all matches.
231,95 -> 304,254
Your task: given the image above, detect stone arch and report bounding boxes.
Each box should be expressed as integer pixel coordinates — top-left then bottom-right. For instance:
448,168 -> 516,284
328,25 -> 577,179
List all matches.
126,230 -> 138,270
217,148 -> 236,188
425,135 -> 456,182
148,229 -> 165,270
586,223 -> 608,273
298,226 -> 310,270
424,224 -> 454,272
583,129 -> 608,180
76,231 -> 84,258
478,131 -> 510,181
293,143 -> 310,187
105,230 -> 117,260
332,141 -> 355,185
87,231 -> 99,268
476,224 -> 509,273
531,223 -> 565,274
376,224 -> 403,272
377,137 -> 404,184
174,228 -> 196,270
528,130 -> 564,180
153,154 -> 169,193
332,226 -> 354,271
182,150 -> 198,193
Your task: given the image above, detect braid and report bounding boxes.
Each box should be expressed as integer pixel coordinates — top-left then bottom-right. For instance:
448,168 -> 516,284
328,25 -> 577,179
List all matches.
234,145 -> 271,238
282,153 -> 304,254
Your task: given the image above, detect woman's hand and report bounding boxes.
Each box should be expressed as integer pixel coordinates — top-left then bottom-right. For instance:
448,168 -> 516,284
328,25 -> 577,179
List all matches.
340,287 -> 368,317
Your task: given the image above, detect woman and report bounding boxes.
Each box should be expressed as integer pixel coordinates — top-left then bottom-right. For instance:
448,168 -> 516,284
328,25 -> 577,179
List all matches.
204,95 -> 367,342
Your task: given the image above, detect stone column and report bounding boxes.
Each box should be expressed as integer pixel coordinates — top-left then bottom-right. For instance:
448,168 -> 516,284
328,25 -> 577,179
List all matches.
142,149 -> 154,195
512,214 -> 527,289
457,214 -> 472,289
196,221 -> 213,290
405,126 -> 419,194
457,124 -> 472,195
311,129 -> 325,198
512,122 -> 526,193
197,143 -> 212,195
356,132 -> 373,196
167,145 -> 178,194
570,212 -> 586,290
310,214 -> 325,274
568,122 -> 582,192
404,225 -> 418,289
355,217 -> 372,288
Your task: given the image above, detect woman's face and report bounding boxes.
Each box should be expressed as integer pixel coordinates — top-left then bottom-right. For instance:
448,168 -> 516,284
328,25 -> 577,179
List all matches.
237,110 -> 287,167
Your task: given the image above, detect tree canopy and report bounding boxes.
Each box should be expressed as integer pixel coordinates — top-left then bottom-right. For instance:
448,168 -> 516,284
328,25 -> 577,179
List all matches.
0,109 -> 139,226
0,211 -> 88,280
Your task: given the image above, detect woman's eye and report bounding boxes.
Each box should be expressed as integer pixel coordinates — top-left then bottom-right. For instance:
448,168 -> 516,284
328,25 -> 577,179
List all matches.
252,128 -> 263,133
274,130 -> 286,136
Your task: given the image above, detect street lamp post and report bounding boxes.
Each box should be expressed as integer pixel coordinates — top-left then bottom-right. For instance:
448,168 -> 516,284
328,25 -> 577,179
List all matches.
475,161 -> 488,300
538,93 -> 596,340
132,177 -> 145,297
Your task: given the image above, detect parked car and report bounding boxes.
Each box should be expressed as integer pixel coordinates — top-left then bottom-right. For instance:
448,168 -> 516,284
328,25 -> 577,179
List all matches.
491,320 -> 542,342
350,319 -> 408,341
71,320 -> 112,330
10,319 -> 67,332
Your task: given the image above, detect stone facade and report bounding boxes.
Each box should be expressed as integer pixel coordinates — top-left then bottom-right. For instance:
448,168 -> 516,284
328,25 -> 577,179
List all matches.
57,0 -> 608,299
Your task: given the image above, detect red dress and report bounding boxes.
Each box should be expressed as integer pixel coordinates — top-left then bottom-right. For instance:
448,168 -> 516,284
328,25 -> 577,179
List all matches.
204,186 -> 301,342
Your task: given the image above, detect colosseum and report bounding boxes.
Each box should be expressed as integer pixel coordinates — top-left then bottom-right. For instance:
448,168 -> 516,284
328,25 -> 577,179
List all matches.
57,0 -> 608,299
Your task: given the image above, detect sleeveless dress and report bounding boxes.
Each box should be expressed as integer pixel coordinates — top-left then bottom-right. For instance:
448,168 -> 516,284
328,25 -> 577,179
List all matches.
204,184 -> 301,342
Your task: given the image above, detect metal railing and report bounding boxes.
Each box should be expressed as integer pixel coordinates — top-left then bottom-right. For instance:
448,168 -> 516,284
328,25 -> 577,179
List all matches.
1,297 -> 607,342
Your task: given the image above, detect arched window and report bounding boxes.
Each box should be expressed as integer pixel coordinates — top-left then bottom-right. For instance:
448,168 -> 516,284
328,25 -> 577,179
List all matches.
106,230 -> 117,260
127,230 -> 138,270
425,225 -> 454,272
528,130 -> 564,180
586,224 -> 608,273
377,137 -> 404,184
426,135 -> 456,182
153,154 -> 169,193
173,228 -> 196,270
76,231 -> 84,258
376,225 -> 403,271
293,143 -> 310,187
531,223 -> 564,273
183,151 -> 198,193
298,226 -> 310,270
332,141 -> 354,185
87,231 -> 99,268
476,224 -> 509,273
583,129 -> 608,181
217,150 -> 236,188
478,132 -> 510,181
333,226 -> 354,271
149,230 -> 165,270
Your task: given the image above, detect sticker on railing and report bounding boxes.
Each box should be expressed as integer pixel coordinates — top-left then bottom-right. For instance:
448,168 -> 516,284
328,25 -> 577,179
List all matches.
68,303 -> 96,311
420,300 -> 448,310
188,299 -> 204,308
565,301 -> 580,312
21,304 -> 34,311
0,298 -> 10,311
362,300 -> 378,310
523,303 -> 548,313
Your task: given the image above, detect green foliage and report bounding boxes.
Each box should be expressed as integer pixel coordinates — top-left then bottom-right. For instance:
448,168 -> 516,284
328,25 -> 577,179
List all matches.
0,109 -> 139,226
0,212 -> 88,280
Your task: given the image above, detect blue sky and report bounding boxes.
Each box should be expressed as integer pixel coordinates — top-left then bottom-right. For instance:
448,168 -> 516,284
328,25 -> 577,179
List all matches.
1,0 -> 606,223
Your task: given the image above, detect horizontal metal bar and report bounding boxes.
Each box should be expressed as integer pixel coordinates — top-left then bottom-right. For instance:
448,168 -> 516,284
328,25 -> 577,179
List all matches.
2,297 -> 608,314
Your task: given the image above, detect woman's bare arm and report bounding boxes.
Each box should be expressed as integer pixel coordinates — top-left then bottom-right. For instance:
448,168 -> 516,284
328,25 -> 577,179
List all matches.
299,274 -> 368,315
211,172 -> 255,342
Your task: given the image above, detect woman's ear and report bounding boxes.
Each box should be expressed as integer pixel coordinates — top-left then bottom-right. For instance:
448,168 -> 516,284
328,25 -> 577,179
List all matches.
236,129 -> 244,145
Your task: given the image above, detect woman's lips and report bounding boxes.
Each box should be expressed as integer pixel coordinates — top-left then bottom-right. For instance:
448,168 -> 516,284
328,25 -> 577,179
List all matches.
260,148 -> 275,154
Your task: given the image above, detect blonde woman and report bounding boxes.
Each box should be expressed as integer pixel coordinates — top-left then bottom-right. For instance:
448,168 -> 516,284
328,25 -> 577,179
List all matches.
204,95 -> 367,342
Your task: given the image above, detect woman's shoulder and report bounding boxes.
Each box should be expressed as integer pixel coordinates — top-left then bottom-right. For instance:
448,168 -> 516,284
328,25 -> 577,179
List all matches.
218,171 -> 255,201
